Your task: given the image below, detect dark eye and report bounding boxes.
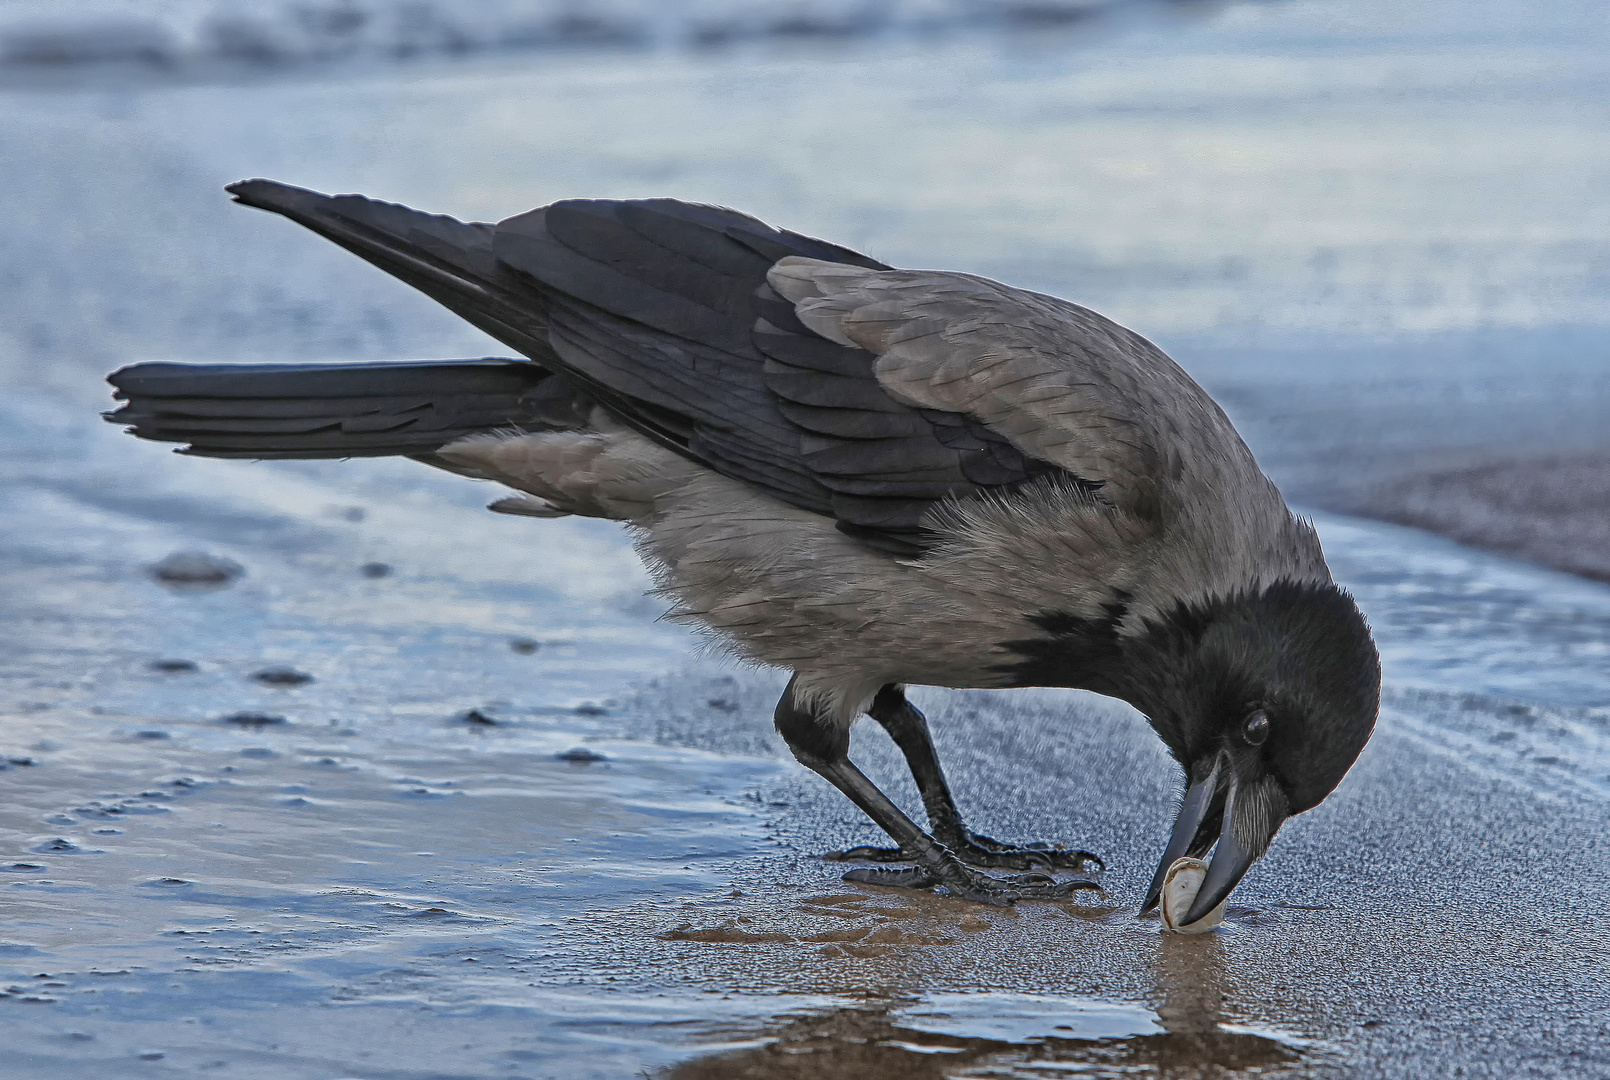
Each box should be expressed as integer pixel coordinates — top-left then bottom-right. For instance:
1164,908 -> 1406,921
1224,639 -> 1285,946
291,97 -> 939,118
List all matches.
1242,710 -> 1270,746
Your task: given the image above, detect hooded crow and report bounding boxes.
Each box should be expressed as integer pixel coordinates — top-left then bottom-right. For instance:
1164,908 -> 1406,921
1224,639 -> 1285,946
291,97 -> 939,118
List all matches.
106,181 -> 1381,920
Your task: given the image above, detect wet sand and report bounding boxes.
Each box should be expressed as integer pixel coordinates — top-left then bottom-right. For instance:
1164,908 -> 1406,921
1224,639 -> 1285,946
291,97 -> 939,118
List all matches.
2,504 -> 1608,1078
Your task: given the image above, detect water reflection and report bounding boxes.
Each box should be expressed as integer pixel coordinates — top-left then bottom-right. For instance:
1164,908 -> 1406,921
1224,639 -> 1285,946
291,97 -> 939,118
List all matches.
665,939 -> 1305,1079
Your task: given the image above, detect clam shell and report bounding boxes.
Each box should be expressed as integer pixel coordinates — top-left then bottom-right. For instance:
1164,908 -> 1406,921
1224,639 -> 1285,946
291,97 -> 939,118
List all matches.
1159,856 -> 1227,934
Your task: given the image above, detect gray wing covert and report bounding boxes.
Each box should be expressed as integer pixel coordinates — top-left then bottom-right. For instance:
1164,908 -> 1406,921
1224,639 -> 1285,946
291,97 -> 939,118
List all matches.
768,258 -> 1245,523
489,199 -> 1076,553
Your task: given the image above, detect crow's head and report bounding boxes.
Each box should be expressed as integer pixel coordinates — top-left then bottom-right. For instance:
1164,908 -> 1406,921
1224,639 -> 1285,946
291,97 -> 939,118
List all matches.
1000,578 -> 1380,920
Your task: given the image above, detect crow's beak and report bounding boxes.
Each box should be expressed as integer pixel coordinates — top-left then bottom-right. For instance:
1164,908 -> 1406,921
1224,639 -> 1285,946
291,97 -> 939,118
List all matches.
1140,755 -> 1286,925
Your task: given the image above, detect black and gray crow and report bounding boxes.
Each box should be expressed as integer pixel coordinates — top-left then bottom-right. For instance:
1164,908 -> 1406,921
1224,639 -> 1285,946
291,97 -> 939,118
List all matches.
106,181 -> 1381,922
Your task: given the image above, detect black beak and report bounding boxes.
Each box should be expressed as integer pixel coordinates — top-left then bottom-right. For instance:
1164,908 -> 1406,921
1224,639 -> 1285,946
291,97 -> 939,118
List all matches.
1141,756 -> 1282,924
1140,757 -> 1222,914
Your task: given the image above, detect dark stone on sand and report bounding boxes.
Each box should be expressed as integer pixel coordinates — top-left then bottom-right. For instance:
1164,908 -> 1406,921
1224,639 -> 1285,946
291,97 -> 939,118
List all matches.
360,562 -> 393,578
252,666 -> 313,686
2,863 -> 46,873
134,730 -> 169,739
7,757 -> 36,766
459,709 -> 499,726
509,637 -> 540,654
149,659 -> 197,673
555,747 -> 607,763
148,550 -> 244,590
221,711 -> 285,728
573,703 -> 608,716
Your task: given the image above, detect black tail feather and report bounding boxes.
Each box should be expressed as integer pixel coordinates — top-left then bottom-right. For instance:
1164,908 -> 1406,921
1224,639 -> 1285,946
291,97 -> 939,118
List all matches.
105,358 -> 560,459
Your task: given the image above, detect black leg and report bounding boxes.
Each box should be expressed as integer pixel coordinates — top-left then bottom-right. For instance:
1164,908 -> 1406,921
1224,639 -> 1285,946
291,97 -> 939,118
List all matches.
774,677 -> 1099,906
827,685 -> 1103,872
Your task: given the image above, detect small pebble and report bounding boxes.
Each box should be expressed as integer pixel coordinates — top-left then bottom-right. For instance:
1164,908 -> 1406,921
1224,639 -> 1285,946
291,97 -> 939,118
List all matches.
459,709 -> 499,726
149,659 -> 197,673
556,747 -> 607,764
509,637 -> 540,654
221,712 -> 285,729
251,667 -> 313,687
360,562 -> 392,578
148,551 -> 244,590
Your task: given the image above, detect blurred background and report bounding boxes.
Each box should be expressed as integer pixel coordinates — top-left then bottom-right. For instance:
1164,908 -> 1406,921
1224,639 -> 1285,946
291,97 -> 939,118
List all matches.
2,0 -> 1607,577
0,2 -> 1606,1078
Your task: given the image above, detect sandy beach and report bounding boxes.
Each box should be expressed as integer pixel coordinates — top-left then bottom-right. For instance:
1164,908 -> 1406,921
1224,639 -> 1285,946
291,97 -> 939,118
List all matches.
1,0 -> 1607,1076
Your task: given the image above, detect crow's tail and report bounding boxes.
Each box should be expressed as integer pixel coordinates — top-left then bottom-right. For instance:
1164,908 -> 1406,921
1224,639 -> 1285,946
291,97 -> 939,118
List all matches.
105,358 -> 561,459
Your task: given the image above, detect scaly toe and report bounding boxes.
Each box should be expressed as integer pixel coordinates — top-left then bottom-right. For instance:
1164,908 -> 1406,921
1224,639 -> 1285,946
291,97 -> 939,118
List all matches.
824,845 -> 916,863
951,835 -> 1105,873
841,865 -> 939,890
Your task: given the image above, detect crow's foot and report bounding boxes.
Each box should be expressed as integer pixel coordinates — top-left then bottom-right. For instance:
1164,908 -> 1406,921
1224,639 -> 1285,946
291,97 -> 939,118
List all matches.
840,861 -> 1103,907
829,830 -> 1103,873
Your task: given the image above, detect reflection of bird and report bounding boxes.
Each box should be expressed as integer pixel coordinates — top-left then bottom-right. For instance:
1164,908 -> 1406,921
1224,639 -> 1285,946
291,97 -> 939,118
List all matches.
106,180 -> 1380,920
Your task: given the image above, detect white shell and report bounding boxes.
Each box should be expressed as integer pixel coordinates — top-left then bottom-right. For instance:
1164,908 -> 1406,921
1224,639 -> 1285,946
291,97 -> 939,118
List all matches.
1159,857 -> 1227,934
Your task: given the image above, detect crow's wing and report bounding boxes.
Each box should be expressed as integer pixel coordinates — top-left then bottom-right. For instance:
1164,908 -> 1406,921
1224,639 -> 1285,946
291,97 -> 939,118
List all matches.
226,181 -> 1089,552
769,258 -> 1257,524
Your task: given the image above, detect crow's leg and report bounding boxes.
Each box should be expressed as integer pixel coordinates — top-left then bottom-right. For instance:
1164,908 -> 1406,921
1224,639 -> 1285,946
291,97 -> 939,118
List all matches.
775,677 -> 1100,906
829,685 -> 1104,872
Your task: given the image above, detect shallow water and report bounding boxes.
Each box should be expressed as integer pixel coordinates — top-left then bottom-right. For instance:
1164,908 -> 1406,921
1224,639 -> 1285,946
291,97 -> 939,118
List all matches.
1,0 -> 1607,1076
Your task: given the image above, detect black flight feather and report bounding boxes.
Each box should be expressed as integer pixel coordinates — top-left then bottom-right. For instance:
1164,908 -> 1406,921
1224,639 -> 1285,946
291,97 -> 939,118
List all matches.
113,180 -> 1098,551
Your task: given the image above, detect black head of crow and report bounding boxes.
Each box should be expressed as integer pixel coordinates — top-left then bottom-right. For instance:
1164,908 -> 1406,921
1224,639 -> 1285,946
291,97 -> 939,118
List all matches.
1001,578 -> 1379,923
105,180 -> 1381,915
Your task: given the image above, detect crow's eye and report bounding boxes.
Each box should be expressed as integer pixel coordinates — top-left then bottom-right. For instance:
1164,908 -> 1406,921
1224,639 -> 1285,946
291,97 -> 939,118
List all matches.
1242,710 -> 1270,746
